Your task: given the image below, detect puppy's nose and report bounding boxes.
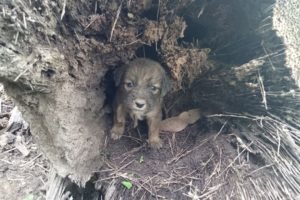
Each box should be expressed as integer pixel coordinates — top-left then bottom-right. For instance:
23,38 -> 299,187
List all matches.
134,99 -> 146,109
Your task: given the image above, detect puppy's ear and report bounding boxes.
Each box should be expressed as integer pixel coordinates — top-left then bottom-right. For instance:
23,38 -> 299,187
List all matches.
161,72 -> 171,97
113,65 -> 127,87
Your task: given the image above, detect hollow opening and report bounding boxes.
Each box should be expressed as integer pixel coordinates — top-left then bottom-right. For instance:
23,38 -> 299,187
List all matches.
178,0 -> 276,65
102,0 -> 294,135
100,0 -> 300,199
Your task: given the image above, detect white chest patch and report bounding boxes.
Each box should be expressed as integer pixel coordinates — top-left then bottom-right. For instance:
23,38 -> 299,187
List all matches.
131,110 -> 146,120
130,110 -> 146,128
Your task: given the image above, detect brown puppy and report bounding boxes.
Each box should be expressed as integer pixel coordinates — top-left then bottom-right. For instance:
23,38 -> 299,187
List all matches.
111,58 -> 170,149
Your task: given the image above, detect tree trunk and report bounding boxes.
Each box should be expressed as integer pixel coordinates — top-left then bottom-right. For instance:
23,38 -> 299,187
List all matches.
0,0 -> 209,185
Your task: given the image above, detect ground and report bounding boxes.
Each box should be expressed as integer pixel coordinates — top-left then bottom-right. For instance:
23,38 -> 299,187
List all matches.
1,81 -> 298,200
96,117 -> 268,200
0,85 -> 49,200
1,83 -> 266,200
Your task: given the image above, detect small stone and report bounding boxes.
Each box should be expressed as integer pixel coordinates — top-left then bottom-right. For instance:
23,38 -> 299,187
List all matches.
127,13 -> 134,19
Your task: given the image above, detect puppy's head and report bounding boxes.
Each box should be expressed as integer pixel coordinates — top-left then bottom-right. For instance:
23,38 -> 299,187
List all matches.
114,58 -> 170,114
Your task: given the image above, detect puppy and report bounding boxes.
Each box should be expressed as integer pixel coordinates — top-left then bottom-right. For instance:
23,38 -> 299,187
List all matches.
111,58 -> 170,149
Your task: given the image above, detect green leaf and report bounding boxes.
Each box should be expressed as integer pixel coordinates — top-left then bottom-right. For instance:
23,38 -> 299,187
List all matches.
139,155 -> 144,163
23,194 -> 34,200
121,180 -> 133,189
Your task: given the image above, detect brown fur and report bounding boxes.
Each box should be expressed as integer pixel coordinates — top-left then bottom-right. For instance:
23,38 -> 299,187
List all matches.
111,58 -> 169,149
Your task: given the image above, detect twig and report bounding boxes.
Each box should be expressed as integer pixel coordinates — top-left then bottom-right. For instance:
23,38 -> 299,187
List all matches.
2,6 -> 5,17
20,153 -> 42,167
84,16 -> 98,30
23,12 -> 27,29
14,31 -> 19,44
217,142 -> 253,178
156,0 -> 160,21
1,147 -> 16,154
105,159 -> 135,175
208,113 -> 266,121
74,30 -> 80,41
116,159 -> 135,172
197,0 -> 208,18
261,40 -> 275,71
276,129 -> 281,156
168,137 -> 175,156
214,120 -> 228,140
247,164 -> 274,176
104,135 -> 108,148
109,1 -> 123,42
14,67 -> 29,82
94,1 -> 98,14
199,184 -> 224,199
119,154 -> 132,165
61,0 -> 67,20
202,157 -> 219,191
167,138 -> 210,164
0,159 -> 13,165
35,163 -> 50,173
257,71 -> 268,110
117,172 -> 165,198
134,174 -> 160,196
46,35 -> 51,46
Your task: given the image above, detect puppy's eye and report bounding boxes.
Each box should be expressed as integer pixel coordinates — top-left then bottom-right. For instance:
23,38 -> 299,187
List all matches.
150,86 -> 158,92
125,81 -> 134,89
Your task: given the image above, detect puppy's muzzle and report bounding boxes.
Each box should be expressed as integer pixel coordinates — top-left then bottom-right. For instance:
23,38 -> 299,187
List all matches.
133,98 -> 146,110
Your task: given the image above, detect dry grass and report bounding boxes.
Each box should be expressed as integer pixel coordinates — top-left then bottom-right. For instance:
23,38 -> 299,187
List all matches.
209,111 -> 300,199
96,104 -> 300,199
109,1 -> 123,42
97,133 -> 231,199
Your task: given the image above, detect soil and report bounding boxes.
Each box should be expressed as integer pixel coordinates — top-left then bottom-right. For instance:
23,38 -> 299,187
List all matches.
0,140 -> 49,200
0,85 -> 49,200
96,117 -> 267,200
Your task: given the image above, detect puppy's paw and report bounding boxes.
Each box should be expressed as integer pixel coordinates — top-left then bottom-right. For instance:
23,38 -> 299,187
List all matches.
111,126 -> 124,140
148,138 -> 163,149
